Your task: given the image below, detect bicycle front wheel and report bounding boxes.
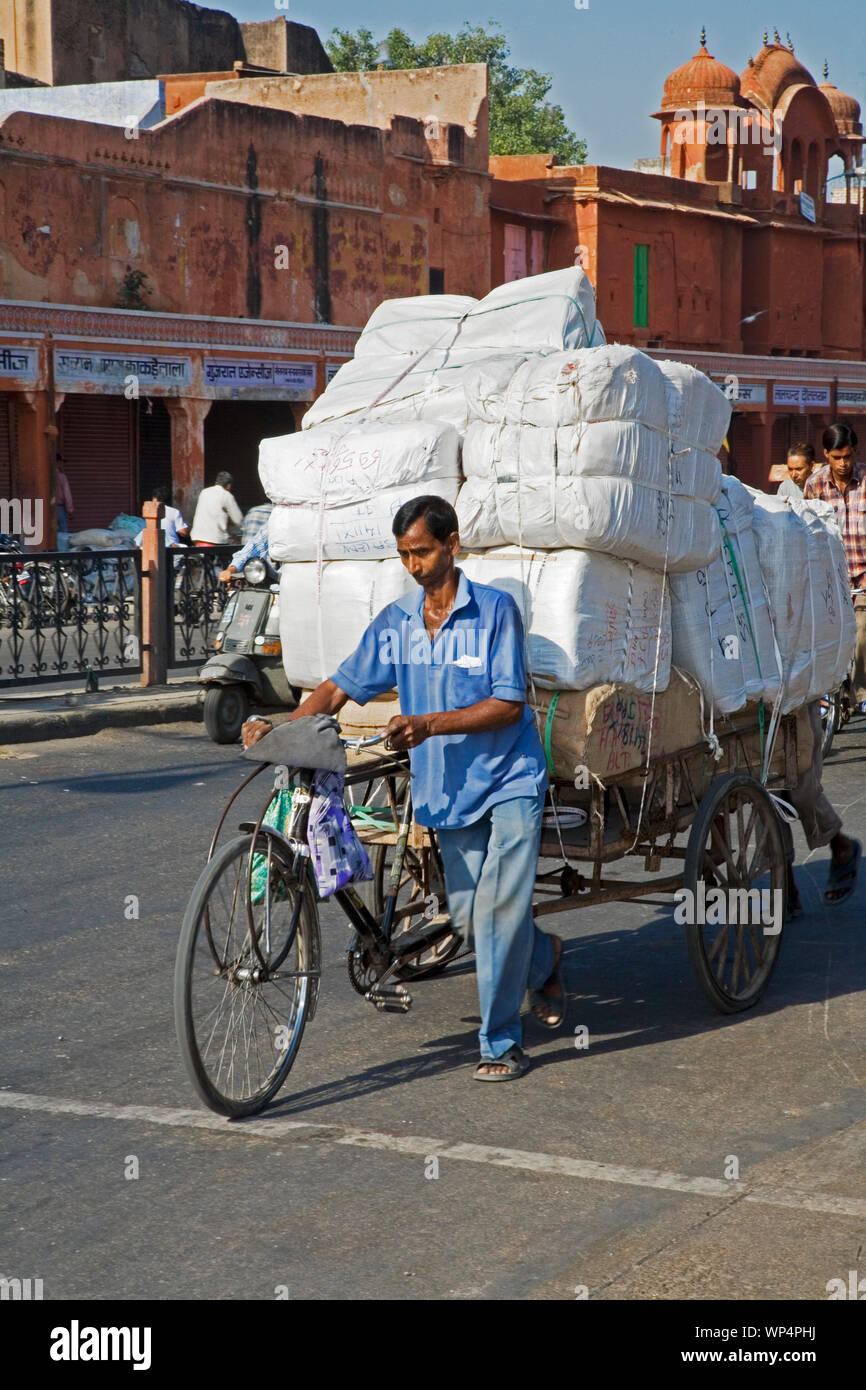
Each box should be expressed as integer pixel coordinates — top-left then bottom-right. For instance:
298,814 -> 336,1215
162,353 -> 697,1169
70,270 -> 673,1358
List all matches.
174,832 -> 321,1117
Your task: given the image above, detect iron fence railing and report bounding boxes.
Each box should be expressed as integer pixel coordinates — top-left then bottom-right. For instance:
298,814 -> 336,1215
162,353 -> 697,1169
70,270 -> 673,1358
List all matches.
169,546 -> 235,667
0,549 -> 142,688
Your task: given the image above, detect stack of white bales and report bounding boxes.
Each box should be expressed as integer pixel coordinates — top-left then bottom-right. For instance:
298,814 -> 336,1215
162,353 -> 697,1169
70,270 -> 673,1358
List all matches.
752,490 -> 854,712
261,419 -> 461,562
279,546 -> 672,693
303,268 -> 604,435
669,476 -> 779,715
670,476 -> 855,715
265,269 -> 735,708
455,346 -> 726,573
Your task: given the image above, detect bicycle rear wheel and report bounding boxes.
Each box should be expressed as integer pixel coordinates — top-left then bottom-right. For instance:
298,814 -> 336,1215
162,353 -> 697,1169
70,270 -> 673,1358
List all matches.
174,832 -> 320,1117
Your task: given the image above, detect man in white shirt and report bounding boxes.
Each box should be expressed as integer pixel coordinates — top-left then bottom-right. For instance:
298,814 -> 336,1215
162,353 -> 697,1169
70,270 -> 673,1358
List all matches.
134,486 -> 190,548
190,471 -> 243,546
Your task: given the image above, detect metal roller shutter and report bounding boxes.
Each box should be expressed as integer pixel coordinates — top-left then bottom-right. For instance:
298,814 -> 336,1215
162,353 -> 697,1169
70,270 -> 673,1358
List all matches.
58,395 -> 136,531
0,395 -> 12,498
728,413 -> 757,486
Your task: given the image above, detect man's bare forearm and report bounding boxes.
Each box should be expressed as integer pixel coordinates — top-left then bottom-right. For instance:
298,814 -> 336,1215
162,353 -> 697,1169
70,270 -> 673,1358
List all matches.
289,679 -> 350,721
424,697 -> 523,736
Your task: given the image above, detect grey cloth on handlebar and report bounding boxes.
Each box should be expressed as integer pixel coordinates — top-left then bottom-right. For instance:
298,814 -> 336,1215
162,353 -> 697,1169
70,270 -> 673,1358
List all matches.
241,714 -> 347,775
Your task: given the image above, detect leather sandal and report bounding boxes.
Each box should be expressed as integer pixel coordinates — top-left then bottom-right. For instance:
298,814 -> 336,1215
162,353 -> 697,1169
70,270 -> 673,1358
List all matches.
473,1045 -> 531,1082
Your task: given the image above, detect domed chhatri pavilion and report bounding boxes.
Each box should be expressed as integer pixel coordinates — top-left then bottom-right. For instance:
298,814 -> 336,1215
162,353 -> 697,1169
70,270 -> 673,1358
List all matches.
654,31 -> 862,197
490,30 -> 866,487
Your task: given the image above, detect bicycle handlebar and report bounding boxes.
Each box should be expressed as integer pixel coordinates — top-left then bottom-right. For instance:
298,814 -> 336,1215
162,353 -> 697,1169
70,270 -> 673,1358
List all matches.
339,731 -> 390,751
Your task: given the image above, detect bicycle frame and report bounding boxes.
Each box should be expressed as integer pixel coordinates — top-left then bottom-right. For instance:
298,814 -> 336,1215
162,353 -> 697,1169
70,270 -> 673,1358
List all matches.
208,744 -> 423,961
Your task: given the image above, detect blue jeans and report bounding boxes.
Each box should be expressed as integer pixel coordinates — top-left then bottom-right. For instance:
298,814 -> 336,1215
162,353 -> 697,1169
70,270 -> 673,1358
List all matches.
437,790 -> 554,1059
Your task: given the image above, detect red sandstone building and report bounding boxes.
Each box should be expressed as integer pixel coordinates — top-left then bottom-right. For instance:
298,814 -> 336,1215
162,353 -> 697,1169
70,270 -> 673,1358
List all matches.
1,7 -> 865,538
0,4 -> 488,535
490,34 -> 866,486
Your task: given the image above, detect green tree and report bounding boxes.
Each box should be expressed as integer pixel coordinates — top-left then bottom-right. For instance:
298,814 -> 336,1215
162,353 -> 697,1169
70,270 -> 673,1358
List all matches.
325,22 -> 586,166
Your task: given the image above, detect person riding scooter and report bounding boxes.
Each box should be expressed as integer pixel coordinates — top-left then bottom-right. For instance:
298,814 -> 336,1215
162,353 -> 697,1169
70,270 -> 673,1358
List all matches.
200,507 -> 298,743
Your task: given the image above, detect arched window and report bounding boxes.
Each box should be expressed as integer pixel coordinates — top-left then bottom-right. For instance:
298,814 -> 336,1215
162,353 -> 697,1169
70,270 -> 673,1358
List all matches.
805,141 -> 822,202
826,151 -> 850,204
789,137 -> 804,194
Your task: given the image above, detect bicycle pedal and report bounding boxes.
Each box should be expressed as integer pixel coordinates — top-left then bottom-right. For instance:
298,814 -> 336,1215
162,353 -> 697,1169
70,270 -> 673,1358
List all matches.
365,984 -> 413,1013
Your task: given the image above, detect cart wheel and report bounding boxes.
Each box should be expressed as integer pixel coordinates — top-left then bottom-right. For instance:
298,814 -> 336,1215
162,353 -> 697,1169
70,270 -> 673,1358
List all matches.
819,690 -> 840,759
683,772 -> 786,1013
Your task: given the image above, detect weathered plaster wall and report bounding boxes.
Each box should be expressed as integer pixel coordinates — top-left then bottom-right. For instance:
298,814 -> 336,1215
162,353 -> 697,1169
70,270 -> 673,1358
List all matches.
0,95 -> 491,320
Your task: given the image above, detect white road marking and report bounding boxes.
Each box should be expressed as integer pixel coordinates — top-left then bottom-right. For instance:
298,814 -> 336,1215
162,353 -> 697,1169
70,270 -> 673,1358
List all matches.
3,1088 -> 866,1219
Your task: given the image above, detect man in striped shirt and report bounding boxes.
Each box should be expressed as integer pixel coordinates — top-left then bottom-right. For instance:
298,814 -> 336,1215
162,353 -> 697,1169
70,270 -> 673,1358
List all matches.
804,423 -> 866,706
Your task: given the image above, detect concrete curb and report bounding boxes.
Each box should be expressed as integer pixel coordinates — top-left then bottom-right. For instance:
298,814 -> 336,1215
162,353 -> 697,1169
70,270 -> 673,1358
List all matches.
0,688 -> 204,744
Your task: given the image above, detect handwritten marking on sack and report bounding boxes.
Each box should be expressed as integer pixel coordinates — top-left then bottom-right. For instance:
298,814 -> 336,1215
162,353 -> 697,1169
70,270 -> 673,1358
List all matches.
597,694 -> 660,772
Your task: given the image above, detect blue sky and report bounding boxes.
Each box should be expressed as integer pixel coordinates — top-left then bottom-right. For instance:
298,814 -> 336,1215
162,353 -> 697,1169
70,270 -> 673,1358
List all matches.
222,0 -> 866,169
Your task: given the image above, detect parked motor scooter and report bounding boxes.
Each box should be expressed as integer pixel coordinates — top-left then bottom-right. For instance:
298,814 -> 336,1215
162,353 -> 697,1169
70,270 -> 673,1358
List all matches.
198,556 -> 300,743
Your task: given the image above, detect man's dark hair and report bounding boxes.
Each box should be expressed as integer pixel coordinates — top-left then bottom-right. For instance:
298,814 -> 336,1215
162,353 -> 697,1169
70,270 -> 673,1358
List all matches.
215,471 -> 233,488
149,485 -> 170,504
823,423 -> 858,452
788,441 -> 815,463
392,494 -> 459,542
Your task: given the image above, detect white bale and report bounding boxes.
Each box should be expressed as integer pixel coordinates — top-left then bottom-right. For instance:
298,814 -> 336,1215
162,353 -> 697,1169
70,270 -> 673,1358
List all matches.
279,546 -> 670,693
751,490 -> 855,710
353,294 -> 477,358
260,419 -> 460,504
268,480 -> 460,563
657,359 -> 731,454
457,267 -> 598,352
261,419 -> 461,563
458,547 -> 670,690
670,477 -> 780,714
302,348 -> 523,434
279,558 -> 410,688
461,418 -> 721,501
456,473 -> 720,573
464,345 -> 670,430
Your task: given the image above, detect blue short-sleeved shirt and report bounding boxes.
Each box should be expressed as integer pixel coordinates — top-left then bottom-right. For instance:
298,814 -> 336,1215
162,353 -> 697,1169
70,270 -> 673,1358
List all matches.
331,569 -> 548,829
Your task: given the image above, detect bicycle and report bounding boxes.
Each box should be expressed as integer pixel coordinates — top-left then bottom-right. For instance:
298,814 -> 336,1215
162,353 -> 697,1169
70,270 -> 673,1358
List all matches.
819,587 -> 864,758
173,724 -> 462,1117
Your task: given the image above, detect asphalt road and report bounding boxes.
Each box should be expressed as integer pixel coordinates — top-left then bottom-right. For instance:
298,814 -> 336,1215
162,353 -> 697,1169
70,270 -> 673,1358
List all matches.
2,717 -> 866,1302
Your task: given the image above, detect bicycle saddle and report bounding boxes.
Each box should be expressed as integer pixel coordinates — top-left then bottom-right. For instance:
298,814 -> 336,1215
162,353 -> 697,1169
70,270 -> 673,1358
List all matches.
241,714 -> 347,775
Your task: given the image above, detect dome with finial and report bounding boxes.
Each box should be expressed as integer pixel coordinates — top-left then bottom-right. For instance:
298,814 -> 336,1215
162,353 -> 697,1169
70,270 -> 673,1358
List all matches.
741,39 -> 816,110
659,30 -> 743,112
818,62 -> 862,134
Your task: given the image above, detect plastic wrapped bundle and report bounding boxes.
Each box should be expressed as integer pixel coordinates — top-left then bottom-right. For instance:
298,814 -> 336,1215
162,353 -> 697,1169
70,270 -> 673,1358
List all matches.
456,267 -> 598,352
302,348 -> 524,434
657,359 -> 732,455
303,268 -> 602,433
353,294 -> 477,358
454,345 -> 724,572
278,545 -> 671,693
751,491 -> 855,711
461,419 -> 721,504
456,473 -> 721,573
463,345 -> 671,430
261,419 -> 461,562
458,547 -> 670,690
670,477 -> 780,715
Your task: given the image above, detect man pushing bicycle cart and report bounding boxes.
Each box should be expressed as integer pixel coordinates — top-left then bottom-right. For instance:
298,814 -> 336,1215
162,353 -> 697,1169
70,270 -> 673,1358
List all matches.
243,494 -> 566,1082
